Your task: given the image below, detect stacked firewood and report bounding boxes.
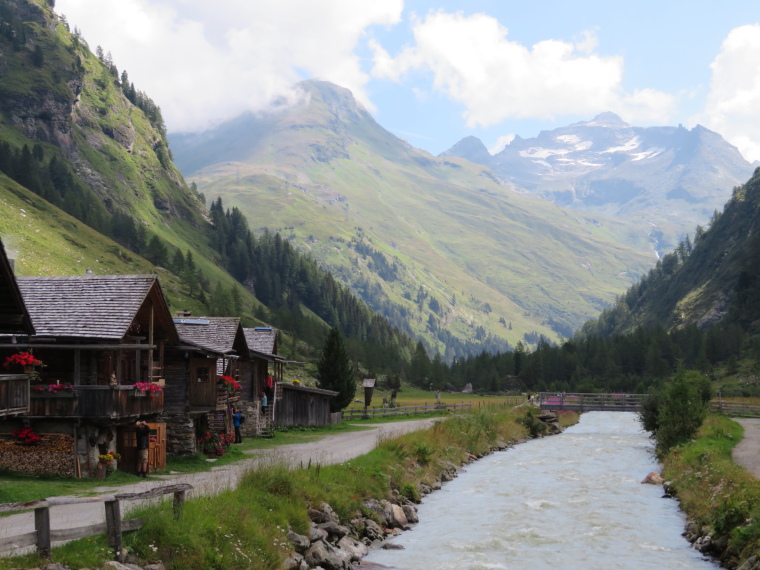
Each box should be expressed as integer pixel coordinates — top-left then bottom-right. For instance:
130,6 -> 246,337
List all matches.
0,433 -> 74,476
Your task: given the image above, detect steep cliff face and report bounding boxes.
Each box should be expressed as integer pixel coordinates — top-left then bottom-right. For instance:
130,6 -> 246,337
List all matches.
0,0 -> 202,224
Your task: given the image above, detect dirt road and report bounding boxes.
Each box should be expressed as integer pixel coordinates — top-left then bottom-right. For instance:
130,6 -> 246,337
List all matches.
0,418 -> 440,556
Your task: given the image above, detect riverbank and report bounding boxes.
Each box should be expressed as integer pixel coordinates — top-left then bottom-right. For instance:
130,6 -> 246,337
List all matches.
662,414 -> 760,569
0,407 -> 575,569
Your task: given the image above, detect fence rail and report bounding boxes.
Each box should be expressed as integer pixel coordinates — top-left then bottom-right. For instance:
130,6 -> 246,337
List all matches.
342,402 -> 473,421
537,393 -> 646,412
710,401 -> 760,418
0,483 -> 191,559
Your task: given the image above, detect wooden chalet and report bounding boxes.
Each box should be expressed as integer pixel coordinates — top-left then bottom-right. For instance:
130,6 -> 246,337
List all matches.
0,274 -> 177,477
243,327 -> 285,435
165,317 -> 249,453
0,238 -> 34,418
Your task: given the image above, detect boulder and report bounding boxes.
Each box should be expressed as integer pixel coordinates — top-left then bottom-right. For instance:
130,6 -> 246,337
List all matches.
310,524 -> 329,542
287,530 -> 311,554
304,540 -> 350,570
337,535 -> 369,561
361,518 -> 385,541
388,504 -> 409,528
641,471 -> 664,485
282,552 -> 305,570
382,542 -> 405,550
402,504 -> 419,524
363,498 -> 390,526
317,521 -> 349,541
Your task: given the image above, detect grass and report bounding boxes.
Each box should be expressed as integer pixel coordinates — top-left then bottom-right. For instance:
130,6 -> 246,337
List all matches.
0,408 -> 577,569
662,413 -> 760,567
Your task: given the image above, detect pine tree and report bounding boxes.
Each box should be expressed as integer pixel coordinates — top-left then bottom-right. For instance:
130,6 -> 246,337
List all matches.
317,327 -> 355,412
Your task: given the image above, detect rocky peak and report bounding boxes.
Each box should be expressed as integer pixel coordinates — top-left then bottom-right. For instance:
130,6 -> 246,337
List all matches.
439,136 -> 494,167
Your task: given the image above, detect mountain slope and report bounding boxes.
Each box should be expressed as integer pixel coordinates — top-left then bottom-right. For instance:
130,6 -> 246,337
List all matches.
584,167 -> 760,337
171,81 -> 654,357
443,113 -> 754,256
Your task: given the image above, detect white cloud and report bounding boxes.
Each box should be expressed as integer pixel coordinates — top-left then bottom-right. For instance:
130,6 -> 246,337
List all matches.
697,24 -> 760,162
56,0 -> 403,133
489,134 -> 515,154
371,11 -> 675,128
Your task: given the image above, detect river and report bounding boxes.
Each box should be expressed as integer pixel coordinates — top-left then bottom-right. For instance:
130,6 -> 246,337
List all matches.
365,411 -> 719,569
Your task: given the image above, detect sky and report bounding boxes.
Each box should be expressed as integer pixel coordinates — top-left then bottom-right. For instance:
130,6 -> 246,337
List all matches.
55,0 -> 760,161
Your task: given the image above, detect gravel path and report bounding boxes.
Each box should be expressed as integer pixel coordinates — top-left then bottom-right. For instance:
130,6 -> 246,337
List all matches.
732,418 -> 760,478
0,418 -> 440,556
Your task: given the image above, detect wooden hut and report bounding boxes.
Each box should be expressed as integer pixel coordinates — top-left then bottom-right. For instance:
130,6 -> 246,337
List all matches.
164,317 -> 249,454
274,384 -> 337,427
242,327 -> 286,436
0,238 -> 34,417
0,274 -> 177,477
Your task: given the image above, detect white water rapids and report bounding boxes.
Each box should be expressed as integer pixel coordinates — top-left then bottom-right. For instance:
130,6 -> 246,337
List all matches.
365,412 -> 719,569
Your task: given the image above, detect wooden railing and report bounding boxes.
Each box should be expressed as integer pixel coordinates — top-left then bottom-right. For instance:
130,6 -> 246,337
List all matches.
28,386 -> 164,418
342,402 -> 472,421
0,374 -> 29,416
0,483 -> 191,559
537,393 -> 646,412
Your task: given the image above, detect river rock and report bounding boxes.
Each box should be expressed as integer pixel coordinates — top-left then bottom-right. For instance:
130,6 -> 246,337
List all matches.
310,524 -> 329,542
641,471 -> 664,485
402,504 -> 419,524
318,521 -> 349,541
287,530 -> 311,553
305,540 -> 350,569
382,542 -> 405,550
388,504 -> 409,528
337,535 -> 369,560
363,498 -> 390,526
361,518 -> 385,541
282,552 -> 306,570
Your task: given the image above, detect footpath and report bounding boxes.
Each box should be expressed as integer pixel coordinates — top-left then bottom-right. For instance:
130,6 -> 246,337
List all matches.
732,418 -> 760,477
0,418 -> 440,556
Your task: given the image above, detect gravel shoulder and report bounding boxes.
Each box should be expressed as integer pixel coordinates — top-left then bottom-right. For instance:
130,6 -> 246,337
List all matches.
0,418 -> 440,556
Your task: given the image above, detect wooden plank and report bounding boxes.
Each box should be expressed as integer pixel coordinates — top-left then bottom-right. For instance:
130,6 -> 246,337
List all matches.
51,523 -> 107,542
104,500 -> 122,553
35,506 -> 50,558
0,530 -> 37,550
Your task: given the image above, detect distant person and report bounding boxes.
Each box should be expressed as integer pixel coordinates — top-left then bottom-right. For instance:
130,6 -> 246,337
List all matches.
259,391 -> 268,416
232,407 -> 243,444
135,420 -> 151,478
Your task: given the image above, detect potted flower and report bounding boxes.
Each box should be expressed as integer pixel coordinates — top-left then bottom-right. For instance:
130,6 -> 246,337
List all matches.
3,350 -> 44,381
12,427 -> 41,445
218,375 -> 241,392
132,381 -> 163,397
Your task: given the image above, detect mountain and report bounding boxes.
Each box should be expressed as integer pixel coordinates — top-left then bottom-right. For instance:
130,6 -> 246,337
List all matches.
443,113 -> 755,256
171,81 -> 654,358
0,0 -> 414,376
584,166 -> 760,338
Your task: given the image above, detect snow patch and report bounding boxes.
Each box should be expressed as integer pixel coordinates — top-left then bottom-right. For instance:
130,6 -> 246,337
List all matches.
601,137 -> 641,154
556,134 -> 580,144
630,147 -> 664,161
519,147 -> 568,159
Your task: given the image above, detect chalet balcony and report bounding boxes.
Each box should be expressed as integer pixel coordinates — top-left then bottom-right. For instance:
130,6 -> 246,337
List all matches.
28,385 -> 164,419
0,374 -> 29,417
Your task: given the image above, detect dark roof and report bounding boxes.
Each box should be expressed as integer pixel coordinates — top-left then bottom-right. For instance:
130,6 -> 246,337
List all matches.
0,239 -> 34,335
17,274 -> 174,340
175,317 -> 244,355
280,383 -> 338,397
243,327 -> 277,356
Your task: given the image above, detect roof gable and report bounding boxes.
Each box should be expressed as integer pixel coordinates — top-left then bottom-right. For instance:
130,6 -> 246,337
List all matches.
243,327 -> 277,356
0,239 -> 34,335
17,274 -> 175,341
175,317 -> 245,355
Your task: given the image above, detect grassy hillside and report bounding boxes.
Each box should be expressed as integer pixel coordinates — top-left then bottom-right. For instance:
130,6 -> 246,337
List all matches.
175,81 -> 654,357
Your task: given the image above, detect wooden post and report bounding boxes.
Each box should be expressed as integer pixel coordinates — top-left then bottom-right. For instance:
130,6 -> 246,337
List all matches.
173,490 -> 186,520
104,499 -> 122,559
34,506 -> 51,558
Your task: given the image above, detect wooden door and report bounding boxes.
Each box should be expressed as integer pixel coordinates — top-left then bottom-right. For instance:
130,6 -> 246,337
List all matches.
188,358 -> 216,407
116,422 -> 166,473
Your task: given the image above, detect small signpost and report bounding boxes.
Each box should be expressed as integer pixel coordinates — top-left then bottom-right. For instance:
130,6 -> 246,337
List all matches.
362,378 -> 375,419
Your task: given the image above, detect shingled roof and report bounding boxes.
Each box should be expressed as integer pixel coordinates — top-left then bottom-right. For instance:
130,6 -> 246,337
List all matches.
243,327 -> 277,356
0,239 -> 34,335
175,317 -> 246,355
17,274 -> 175,341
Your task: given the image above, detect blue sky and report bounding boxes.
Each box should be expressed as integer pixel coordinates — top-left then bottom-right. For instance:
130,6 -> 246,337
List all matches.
56,0 -> 760,160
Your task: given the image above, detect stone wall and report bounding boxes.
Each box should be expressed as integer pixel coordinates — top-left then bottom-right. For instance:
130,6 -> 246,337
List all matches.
162,411 -> 197,455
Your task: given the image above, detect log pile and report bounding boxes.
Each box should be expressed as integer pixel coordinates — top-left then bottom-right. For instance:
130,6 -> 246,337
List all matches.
0,434 -> 74,476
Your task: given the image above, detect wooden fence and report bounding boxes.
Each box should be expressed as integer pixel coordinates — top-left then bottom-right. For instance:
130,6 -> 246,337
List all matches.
537,393 -> 646,412
342,402 -> 472,421
0,374 -> 29,416
0,483 -> 191,559
710,401 -> 760,418
28,385 -> 164,418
